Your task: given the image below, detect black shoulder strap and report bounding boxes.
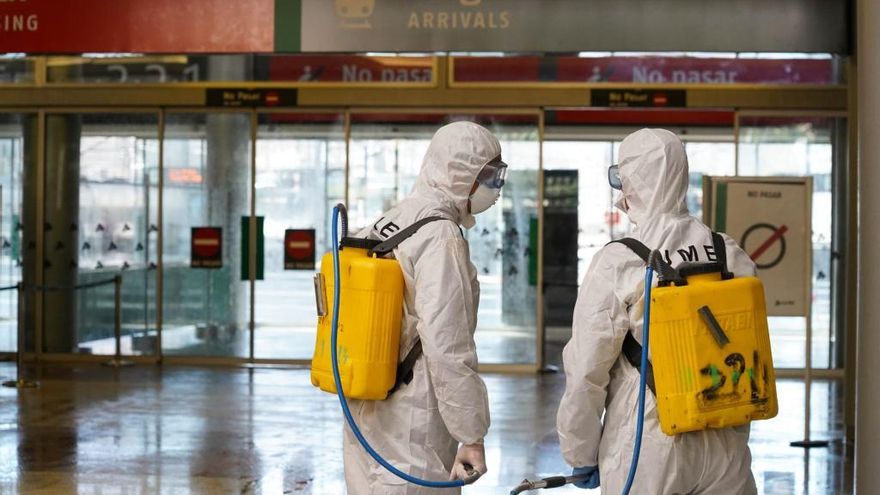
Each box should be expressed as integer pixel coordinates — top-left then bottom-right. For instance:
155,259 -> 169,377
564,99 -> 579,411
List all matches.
369,216 -> 448,257
622,332 -> 656,395
610,237 -> 683,285
608,237 -> 657,396
712,232 -> 735,280
389,340 -> 422,395
611,237 -> 651,263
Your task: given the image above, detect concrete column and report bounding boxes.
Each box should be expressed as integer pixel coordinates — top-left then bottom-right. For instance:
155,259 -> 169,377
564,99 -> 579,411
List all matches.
204,56 -> 251,332
856,0 -> 880,491
23,115 -> 81,352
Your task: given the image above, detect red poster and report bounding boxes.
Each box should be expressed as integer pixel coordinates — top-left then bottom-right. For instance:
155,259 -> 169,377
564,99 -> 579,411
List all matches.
454,56 -> 835,85
0,0 -> 273,53
269,55 -> 433,83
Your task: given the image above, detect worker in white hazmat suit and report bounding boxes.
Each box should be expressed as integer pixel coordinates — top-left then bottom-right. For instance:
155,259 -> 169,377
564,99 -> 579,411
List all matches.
343,121 -> 507,494
556,128 -> 758,494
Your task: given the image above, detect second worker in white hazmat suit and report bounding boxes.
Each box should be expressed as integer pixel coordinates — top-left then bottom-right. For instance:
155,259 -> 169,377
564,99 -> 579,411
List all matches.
343,121 -> 507,494
557,128 -> 758,494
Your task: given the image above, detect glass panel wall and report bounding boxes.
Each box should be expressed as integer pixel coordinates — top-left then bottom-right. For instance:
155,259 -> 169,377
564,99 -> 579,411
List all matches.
162,112 -> 252,358
15,108 -> 844,368
348,119 -> 431,226
0,55 -> 35,84
40,113 -> 159,355
253,113 -> 345,360
738,116 -> 844,369
0,114 -> 27,352
348,113 -> 541,365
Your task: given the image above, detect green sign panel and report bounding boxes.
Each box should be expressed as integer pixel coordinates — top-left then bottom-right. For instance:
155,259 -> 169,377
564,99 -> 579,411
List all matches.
241,216 -> 265,281
528,216 -> 538,287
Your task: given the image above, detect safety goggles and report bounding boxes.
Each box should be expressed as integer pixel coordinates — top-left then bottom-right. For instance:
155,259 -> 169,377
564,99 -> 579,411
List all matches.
476,158 -> 509,189
608,164 -> 622,190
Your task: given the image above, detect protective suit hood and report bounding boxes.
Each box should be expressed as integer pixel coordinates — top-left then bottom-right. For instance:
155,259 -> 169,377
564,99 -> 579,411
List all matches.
411,121 -> 502,229
615,128 -> 690,226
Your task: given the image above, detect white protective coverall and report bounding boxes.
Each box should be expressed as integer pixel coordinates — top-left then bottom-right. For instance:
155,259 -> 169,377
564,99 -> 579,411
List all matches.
557,128 -> 759,494
343,121 -> 495,495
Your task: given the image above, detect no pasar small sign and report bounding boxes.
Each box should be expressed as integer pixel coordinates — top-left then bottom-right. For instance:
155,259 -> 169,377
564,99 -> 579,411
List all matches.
709,179 -> 809,317
191,227 -> 223,269
285,229 -> 316,270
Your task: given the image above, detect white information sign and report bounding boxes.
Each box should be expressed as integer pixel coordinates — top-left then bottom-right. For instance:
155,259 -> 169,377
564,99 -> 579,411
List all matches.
704,177 -> 812,317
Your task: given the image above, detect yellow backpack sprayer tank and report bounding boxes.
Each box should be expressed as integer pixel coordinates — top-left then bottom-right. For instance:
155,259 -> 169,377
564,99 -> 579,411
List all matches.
615,233 -> 778,436
310,237 -> 404,400
310,206 -> 450,401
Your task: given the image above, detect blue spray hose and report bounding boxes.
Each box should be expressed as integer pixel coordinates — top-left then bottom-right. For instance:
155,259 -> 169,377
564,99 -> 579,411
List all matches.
621,266 -> 654,495
329,205 -> 469,489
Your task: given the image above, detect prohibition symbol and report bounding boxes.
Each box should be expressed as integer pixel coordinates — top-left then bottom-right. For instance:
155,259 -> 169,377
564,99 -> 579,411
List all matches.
742,223 -> 788,269
284,229 -> 316,270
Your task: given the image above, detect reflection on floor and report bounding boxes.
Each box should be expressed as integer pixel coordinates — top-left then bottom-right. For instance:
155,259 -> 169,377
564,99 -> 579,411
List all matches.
0,362 -> 851,494
70,324 -> 537,365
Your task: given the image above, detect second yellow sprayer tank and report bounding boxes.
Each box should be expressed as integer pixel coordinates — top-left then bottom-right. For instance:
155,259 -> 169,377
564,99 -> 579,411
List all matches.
649,269 -> 778,435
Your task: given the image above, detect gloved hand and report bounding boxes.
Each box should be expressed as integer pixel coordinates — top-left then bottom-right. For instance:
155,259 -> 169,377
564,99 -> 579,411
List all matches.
449,441 -> 487,482
572,466 -> 600,489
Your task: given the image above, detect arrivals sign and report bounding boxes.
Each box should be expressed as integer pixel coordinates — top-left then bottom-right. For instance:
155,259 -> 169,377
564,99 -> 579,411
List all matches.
296,0 -> 847,54
284,229 -> 316,270
191,227 -> 222,269
0,0 -> 848,54
704,177 -> 812,317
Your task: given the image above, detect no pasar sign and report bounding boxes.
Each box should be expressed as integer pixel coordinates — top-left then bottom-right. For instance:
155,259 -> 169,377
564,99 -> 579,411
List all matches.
285,229 -> 315,270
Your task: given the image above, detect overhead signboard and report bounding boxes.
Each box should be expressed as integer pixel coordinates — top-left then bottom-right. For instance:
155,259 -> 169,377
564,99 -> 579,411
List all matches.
268,55 -> 434,84
591,89 -> 686,108
0,1 -> 848,54
452,56 -> 835,85
206,88 -> 297,108
191,227 -> 222,269
704,177 -> 812,317
0,0 -> 273,53
295,0 -> 848,54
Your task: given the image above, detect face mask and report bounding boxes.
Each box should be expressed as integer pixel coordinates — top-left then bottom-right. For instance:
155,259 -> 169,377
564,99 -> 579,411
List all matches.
469,184 -> 502,215
614,191 -> 629,213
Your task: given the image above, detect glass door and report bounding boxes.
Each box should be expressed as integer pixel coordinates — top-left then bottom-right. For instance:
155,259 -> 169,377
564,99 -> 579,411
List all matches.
736,114 -> 847,370
252,112 -> 345,360
348,112 -> 541,366
0,114 -> 29,353
161,111 -> 252,358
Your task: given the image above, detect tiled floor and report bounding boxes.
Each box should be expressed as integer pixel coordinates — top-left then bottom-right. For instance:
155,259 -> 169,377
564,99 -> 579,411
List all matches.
0,362 -> 852,494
